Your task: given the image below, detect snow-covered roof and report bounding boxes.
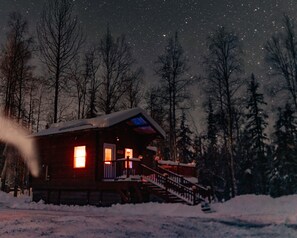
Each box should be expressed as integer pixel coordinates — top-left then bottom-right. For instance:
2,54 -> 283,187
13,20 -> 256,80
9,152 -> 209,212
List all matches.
33,108 -> 166,138
146,146 -> 157,152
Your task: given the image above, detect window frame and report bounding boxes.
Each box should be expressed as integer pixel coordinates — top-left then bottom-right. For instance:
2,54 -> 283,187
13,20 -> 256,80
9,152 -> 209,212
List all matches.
74,145 -> 86,168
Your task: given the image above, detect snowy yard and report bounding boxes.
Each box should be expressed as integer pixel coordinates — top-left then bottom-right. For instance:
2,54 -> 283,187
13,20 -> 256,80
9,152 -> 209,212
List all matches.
1,192 -> 297,237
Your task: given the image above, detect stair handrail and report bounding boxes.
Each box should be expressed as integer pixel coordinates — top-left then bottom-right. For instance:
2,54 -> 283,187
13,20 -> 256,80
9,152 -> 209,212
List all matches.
140,164 -> 204,205
156,165 -> 184,184
157,165 -> 210,194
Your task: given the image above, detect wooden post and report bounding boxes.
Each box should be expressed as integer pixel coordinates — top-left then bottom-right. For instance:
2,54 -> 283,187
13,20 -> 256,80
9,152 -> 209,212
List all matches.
164,173 -> 168,201
192,185 -> 197,205
181,175 -> 184,186
126,156 -> 130,178
180,176 -> 184,194
207,186 -> 212,203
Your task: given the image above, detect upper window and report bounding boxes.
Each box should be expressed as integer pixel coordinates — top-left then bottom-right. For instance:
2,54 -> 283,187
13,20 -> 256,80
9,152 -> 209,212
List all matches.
126,116 -> 156,134
74,146 -> 86,168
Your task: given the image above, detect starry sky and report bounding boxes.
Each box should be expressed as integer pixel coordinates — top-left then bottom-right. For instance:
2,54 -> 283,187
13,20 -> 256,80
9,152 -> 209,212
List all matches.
0,0 -> 296,79
0,0 -> 296,128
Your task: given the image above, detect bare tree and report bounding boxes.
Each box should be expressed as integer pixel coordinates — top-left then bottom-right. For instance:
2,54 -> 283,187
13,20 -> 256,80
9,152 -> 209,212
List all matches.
34,82 -> 45,132
97,27 -> 136,114
68,53 -> 100,120
145,85 -> 167,129
83,48 -> 100,118
204,27 -> 243,197
155,32 -> 191,161
0,12 -> 33,120
69,58 -> 83,119
0,12 -> 36,193
37,0 -> 83,123
124,68 -> 144,109
26,76 -> 45,131
265,15 -> 297,110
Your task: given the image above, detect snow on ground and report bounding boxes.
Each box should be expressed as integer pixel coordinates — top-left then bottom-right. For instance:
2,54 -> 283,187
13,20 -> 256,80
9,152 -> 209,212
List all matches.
1,192 -> 297,237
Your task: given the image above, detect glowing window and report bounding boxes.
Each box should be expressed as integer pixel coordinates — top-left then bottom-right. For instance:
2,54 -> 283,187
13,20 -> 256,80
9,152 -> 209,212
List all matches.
125,148 -> 133,158
74,146 -> 86,168
104,148 -> 112,164
125,148 -> 133,168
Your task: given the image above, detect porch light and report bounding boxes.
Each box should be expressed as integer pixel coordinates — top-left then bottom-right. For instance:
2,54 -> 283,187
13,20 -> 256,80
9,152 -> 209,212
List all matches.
74,146 -> 86,168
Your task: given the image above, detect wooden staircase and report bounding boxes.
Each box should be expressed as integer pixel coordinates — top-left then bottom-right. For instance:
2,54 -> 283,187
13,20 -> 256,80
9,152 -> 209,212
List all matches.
140,164 -> 211,205
143,181 -> 186,204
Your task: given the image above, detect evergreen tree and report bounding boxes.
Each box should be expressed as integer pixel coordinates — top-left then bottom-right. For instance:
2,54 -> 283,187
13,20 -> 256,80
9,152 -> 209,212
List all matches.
206,98 -> 218,152
200,98 -> 228,200
203,98 -> 219,175
84,49 -> 100,119
192,134 -> 203,163
244,74 -> 268,194
176,111 -> 193,163
270,104 -> 297,197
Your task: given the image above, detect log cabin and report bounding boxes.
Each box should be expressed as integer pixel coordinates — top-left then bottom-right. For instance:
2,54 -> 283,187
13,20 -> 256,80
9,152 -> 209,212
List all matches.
31,108 -> 211,206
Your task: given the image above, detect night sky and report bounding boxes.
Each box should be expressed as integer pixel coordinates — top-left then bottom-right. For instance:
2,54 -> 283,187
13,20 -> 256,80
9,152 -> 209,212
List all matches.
0,0 -> 296,128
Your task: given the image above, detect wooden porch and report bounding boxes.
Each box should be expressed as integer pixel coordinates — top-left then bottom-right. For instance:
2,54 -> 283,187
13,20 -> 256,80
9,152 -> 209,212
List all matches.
33,162 -> 211,206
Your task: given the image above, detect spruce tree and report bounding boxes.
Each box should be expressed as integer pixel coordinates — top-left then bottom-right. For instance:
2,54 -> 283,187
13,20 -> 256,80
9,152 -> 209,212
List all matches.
244,74 -> 268,194
206,99 -> 217,150
198,99 -> 227,200
270,104 -> 297,197
204,98 -> 219,173
176,111 -> 193,163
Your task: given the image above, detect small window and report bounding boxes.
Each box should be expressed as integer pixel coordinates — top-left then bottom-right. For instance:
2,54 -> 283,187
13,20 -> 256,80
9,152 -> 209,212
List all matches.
104,148 -> 112,164
74,146 -> 86,168
125,148 -> 133,158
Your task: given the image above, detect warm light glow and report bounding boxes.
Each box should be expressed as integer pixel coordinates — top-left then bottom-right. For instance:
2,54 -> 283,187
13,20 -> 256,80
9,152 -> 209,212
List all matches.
125,148 -> 133,158
125,148 -> 133,168
74,146 -> 86,168
105,148 -> 112,162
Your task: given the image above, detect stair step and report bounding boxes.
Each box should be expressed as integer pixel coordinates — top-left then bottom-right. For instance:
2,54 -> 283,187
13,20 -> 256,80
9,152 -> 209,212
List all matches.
142,172 -> 203,206
144,187 -> 190,204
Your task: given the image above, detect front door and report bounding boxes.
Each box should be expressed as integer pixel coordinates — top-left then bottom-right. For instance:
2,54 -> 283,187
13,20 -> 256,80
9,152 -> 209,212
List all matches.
103,143 -> 116,179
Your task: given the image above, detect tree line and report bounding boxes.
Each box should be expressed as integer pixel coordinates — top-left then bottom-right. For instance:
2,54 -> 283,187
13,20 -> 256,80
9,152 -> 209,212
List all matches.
0,0 -> 296,199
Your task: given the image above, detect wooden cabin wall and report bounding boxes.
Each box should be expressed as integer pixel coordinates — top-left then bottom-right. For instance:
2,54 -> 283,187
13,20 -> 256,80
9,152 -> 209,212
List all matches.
96,124 -> 156,177
33,125 -> 154,185
99,125 -> 148,158
33,130 -> 98,188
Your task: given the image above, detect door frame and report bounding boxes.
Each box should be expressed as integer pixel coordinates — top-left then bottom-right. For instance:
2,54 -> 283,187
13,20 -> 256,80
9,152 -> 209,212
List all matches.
103,143 -> 116,179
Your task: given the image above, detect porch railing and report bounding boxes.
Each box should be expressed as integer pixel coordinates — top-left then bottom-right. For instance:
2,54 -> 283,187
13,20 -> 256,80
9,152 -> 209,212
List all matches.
141,164 -> 209,205
156,165 -> 211,199
103,159 -> 139,179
